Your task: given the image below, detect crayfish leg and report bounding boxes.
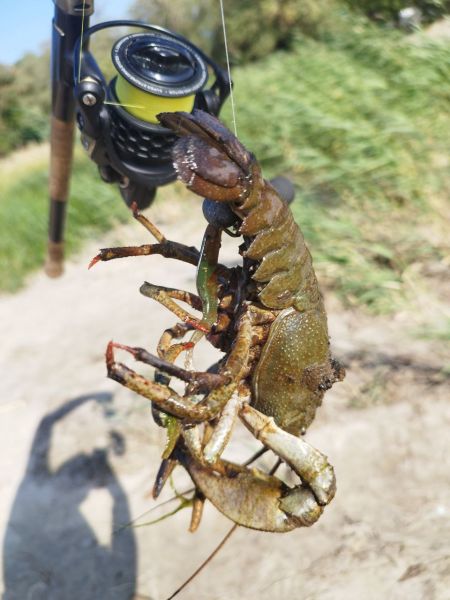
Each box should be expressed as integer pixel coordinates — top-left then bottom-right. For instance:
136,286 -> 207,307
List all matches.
203,390 -> 246,464
189,490 -> 205,533
157,322 -> 195,360
152,458 -> 177,499
105,342 -> 213,421
89,239 -> 200,269
130,202 -> 166,243
140,282 -> 209,333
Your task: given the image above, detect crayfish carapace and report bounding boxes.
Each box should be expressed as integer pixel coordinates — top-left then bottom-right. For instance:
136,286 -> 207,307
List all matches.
91,110 -> 345,533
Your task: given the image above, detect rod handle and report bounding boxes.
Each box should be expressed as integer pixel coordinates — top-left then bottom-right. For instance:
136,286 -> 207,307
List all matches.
44,116 -> 75,278
44,241 -> 65,278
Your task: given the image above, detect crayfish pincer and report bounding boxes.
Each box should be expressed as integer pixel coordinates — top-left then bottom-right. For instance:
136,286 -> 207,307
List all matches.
91,110 -> 345,533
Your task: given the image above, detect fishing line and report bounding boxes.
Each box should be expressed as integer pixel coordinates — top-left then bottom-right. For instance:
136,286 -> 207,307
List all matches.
77,0 -> 87,83
77,4 -> 145,111
219,0 -> 238,136
165,524 -> 239,600
104,100 -> 145,109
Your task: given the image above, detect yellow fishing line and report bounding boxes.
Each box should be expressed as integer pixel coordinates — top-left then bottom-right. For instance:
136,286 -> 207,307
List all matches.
115,75 -> 195,123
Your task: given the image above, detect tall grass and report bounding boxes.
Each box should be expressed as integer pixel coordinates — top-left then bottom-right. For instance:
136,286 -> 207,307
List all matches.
221,18 -> 449,311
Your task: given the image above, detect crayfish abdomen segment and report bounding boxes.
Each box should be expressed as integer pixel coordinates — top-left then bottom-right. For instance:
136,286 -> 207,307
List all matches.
252,307 -> 335,435
240,181 -> 321,311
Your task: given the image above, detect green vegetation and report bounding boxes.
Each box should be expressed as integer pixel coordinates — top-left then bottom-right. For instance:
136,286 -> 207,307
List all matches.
345,0 -> 450,23
131,0 -> 338,63
219,20 -> 449,311
130,0 -> 450,62
0,32 -> 116,157
0,151 -> 129,292
0,51 -> 51,156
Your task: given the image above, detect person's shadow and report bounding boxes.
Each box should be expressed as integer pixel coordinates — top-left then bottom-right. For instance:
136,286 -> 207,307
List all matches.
2,393 -> 137,600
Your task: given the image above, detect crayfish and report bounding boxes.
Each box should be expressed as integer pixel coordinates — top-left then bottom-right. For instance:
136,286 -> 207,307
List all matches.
90,110 -> 345,533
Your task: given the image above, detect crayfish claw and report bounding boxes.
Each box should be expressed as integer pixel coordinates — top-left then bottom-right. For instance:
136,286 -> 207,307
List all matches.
177,446 -> 326,532
279,487 -> 324,527
158,110 -> 252,171
239,404 -> 336,506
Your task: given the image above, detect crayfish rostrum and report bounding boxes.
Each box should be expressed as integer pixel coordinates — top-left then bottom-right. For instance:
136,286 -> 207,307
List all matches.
91,110 -> 345,532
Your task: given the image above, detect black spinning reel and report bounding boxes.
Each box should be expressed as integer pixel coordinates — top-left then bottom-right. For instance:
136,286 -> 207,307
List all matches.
74,21 -> 230,209
46,0 -> 229,276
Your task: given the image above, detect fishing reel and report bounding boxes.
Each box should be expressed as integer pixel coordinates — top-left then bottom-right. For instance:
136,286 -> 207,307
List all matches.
74,21 -> 230,209
46,2 -> 292,278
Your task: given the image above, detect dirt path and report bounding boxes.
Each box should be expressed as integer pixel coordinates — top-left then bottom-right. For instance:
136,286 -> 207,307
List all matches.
1,207 -> 449,600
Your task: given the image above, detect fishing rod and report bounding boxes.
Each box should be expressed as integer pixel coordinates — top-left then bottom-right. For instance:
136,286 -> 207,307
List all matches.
46,0 -> 92,277
45,0 -> 230,277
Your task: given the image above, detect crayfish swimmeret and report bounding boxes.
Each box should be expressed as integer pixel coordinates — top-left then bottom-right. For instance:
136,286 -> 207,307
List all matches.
91,110 -> 345,532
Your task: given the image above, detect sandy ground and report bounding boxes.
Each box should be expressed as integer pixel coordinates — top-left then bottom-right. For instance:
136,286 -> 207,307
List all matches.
1,204 -> 449,600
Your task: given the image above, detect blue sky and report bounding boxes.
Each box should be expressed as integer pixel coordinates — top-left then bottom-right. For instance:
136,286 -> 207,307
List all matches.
0,0 -> 132,65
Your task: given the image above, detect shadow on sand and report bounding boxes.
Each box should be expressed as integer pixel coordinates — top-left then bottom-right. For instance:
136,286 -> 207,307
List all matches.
2,393 -> 137,600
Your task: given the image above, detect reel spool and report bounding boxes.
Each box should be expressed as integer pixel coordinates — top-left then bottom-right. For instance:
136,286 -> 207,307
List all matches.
112,32 -> 208,122
74,21 -> 230,209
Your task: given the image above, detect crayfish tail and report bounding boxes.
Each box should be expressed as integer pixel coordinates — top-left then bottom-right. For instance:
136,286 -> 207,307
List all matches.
159,110 -> 253,202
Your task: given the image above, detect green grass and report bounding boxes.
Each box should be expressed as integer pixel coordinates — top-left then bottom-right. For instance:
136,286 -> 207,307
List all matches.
0,152 -> 130,292
221,18 -> 450,311
414,318 -> 450,342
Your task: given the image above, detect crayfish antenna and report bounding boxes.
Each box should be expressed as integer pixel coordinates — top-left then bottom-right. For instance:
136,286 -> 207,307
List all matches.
113,487 -> 194,535
164,524 -> 238,600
